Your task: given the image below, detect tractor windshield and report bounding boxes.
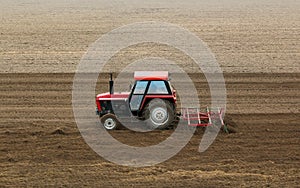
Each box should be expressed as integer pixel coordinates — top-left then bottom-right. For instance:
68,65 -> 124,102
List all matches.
133,81 -> 148,94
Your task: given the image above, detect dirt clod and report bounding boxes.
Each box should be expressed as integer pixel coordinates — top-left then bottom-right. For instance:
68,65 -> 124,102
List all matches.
51,128 -> 66,135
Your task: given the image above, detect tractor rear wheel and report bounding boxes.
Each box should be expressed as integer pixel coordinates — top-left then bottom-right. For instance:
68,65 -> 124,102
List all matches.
143,99 -> 175,129
100,113 -> 120,130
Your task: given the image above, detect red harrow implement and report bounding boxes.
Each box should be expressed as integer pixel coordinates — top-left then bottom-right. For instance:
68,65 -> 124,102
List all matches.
180,107 -> 228,132
181,107 -> 224,127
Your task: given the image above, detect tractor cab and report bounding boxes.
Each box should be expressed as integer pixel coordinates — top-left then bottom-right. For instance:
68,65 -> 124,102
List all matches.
129,71 -> 175,115
96,71 -> 177,130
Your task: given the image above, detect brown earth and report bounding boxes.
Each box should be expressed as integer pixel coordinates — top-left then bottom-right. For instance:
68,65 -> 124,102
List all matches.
0,73 -> 299,187
1,0 -> 300,187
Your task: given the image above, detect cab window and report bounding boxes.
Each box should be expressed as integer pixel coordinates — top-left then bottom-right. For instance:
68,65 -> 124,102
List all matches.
133,81 -> 148,94
148,81 -> 168,94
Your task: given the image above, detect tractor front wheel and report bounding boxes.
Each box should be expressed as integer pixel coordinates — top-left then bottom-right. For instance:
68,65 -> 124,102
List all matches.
100,113 -> 120,130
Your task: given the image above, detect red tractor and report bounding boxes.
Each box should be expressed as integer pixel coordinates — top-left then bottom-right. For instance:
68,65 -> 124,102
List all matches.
96,71 -> 229,132
96,71 -> 177,130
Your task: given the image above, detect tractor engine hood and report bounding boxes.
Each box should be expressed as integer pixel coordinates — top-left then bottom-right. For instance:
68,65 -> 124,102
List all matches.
96,92 -> 130,101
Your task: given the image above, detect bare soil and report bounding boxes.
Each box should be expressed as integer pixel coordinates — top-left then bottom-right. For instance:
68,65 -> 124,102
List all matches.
0,0 -> 299,187
0,73 -> 299,187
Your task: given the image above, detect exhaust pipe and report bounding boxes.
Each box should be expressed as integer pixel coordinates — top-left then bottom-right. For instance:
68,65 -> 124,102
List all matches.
109,73 -> 114,94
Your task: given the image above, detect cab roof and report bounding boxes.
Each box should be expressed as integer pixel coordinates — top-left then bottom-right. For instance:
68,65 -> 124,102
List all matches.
134,71 -> 169,81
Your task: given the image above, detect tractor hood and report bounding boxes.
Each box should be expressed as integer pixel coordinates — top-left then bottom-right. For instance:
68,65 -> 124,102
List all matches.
96,92 -> 130,101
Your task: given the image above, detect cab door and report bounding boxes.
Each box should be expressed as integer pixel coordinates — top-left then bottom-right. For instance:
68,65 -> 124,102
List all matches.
129,81 -> 149,112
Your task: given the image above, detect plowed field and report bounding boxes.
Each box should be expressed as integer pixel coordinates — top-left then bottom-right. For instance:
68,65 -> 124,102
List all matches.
0,0 -> 299,187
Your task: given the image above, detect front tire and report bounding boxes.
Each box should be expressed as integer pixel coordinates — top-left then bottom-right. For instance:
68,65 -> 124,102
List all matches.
100,113 -> 120,130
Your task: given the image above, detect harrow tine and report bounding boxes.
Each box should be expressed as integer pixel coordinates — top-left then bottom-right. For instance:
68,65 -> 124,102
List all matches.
187,108 -> 190,125
207,107 -> 212,125
197,108 -> 200,125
